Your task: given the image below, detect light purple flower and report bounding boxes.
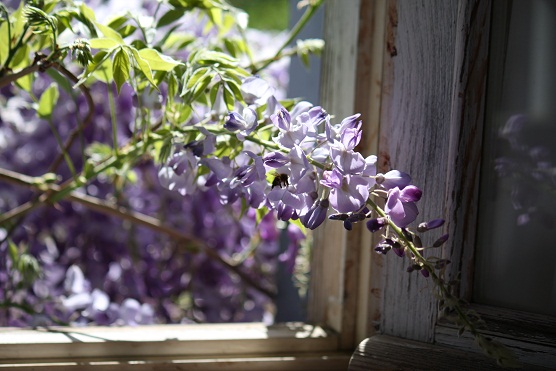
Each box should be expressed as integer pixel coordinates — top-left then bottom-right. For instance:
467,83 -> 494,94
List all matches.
377,170 -> 412,190
158,150 -> 198,196
224,107 -> 258,140
321,168 -> 369,213
241,76 -> 274,106
385,187 -> 419,227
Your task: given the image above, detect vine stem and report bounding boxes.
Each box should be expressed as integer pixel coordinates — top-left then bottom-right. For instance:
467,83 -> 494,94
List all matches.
250,0 -> 323,74
48,63 -> 95,173
366,197 -> 479,335
0,167 -> 276,298
0,64 -> 39,88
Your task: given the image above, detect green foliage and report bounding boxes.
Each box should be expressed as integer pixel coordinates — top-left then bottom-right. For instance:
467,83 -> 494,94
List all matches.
7,240 -> 42,289
229,0 -> 289,30
37,82 -> 59,118
112,47 -> 130,93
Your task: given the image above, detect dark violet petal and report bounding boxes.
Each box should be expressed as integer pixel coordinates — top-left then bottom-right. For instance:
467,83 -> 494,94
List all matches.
418,218 -> 445,232
399,185 -> 422,202
366,218 -> 385,232
432,233 -> 449,247
329,213 -> 349,221
392,245 -> 405,257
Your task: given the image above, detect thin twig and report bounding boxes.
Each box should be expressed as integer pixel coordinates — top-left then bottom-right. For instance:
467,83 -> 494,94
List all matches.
0,64 -> 40,89
0,167 -> 276,298
48,63 -> 95,173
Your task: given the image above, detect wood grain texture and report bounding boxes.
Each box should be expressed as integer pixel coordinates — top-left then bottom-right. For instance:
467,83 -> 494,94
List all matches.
348,335 -> 553,371
443,0 -> 492,302
308,0 -> 361,349
377,0 -> 459,342
353,0 -> 388,344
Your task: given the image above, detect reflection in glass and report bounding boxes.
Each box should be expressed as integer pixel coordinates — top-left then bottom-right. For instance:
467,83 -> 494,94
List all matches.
474,0 -> 556,316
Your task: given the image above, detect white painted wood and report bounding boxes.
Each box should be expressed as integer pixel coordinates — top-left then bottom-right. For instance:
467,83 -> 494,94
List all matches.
308,0 -> 361,349
376,0 -> 459,342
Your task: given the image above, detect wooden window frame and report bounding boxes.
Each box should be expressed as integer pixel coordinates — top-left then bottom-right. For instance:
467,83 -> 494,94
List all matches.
355,0 -> 556,369
0,1 -> 383,369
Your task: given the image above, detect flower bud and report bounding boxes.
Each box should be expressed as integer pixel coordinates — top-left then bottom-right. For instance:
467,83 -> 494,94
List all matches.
366,217 -> 386,232
347,212 -> 366,223
392,244 -> 405,257
417,218 -> 445,232
329,213 -> 349,221
374,239 -> 394,255
433,234 -> 449,247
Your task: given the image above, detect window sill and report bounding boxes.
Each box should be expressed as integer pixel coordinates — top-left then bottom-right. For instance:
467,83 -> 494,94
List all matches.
349,335 -> 552,371
0,323 -> 352,370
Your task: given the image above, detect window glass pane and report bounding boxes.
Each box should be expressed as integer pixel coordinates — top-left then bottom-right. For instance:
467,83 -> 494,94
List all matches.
474,0 -> 556,316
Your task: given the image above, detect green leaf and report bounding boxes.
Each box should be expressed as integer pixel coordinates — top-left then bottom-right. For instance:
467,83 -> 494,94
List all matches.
85,142 -> 113,164
157,8 -> 185,28
7,240 -> 18,263
83,49 -> 113,84
162,33 -> 195,51
37,83 -> 59,119
112,48 -> 130,94
185,67 -> 211,90
80,3 -> 97,22
46,69 -> 73,95
106,15 -> 128,30
117,24 -> 137,38
95,21 -> 124,44
128,46 -> 158,90
190,74 -> 212,103
12,2 -> 26,41
167,72 -> 178,104
89,37 -> 120,49
222,84 -> 235,111
194,50 -> 237,67
10,43 -> 29,69
289,218 -> 307,236
137,48 -> 181,71
0,22 -> 8,65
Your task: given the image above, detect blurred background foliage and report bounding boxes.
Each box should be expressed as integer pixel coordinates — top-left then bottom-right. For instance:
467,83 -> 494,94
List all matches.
229,0 -> 289,30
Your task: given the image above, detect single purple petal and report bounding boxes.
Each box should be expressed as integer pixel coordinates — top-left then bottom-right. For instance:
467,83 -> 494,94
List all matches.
366,217 -> 386,232
300,199 -> 329,230
329,175 -> 369,213
339,113 -> 361,131
271,107 -> 291,131
224,111 -> 246,132
320,168 -> 343,189
263,151 -> 290,168
399,185 -> 422,202
379,170 -> 412,190
329,147 -> 366,175
340,127 -> 362,151
241,76 -> 274,105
